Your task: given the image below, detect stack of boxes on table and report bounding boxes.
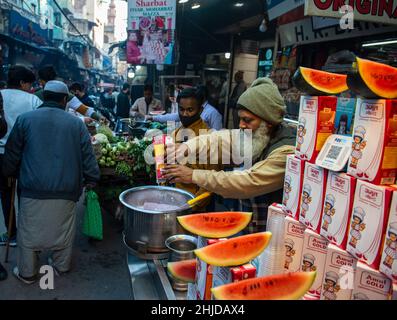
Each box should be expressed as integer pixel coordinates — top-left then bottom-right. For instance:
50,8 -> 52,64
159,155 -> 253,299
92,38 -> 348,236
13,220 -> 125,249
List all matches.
279,94 -> 397,300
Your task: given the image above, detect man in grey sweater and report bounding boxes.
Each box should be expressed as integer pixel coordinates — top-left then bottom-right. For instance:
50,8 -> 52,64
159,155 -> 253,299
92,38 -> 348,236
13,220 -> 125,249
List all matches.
2,81 -> 100,284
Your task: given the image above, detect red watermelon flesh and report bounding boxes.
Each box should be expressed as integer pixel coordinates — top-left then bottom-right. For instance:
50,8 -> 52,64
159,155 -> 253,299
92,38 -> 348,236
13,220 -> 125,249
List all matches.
211,272 -> 317,300
194,232 -> 272,267
167,259 -> 197,283
177,212 -> 252,238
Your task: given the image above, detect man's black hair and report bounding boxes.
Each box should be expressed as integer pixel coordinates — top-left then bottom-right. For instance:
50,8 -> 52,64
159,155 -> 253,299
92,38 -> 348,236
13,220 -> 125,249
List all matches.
38,65 -> 57,82
7,65 -> 36,89
43,91 -> 68,104
144,84 -> 153,93
70,82 -> 84,92
122,83 -> 130,91
0,81 -> 6,89
177,87 -> 205,107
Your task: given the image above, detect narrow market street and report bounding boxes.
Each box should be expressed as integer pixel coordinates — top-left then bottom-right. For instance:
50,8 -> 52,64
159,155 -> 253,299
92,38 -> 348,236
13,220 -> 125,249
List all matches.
0,200 -> 132,300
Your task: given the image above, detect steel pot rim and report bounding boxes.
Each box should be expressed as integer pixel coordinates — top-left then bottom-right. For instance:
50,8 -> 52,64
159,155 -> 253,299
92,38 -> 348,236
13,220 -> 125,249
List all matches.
119,185 -> 195,215
165,234 -> 198,254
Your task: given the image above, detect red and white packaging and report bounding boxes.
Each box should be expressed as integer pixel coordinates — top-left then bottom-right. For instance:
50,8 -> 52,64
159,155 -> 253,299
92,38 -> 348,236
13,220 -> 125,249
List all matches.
195,237 -> 226,300
320,244 -> 358,300
282,155 -> 305,219
346,180 -> 393,270
392,283 -> 397,300
211,264 -> 256,300
351,262 -> 392,300
284,216 -> 306,273
299,163 -> 328,233
380,189 -> 397,281
295,96 -> 337,163
320,172 -> 357,250
347,99 -> 397,185
267,203 -> 286,225
300,229 -> 329,298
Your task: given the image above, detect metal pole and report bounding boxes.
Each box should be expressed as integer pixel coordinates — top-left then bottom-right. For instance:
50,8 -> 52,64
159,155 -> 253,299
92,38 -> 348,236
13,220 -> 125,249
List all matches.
224,34 -> 235,129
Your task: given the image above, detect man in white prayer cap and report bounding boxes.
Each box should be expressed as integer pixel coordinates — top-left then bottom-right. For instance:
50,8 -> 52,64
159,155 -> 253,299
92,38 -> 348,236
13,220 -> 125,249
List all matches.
2,80 -> 100,284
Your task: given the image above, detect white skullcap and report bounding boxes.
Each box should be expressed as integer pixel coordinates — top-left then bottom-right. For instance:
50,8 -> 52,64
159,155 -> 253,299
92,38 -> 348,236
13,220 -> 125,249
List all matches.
44,80 -> 69,95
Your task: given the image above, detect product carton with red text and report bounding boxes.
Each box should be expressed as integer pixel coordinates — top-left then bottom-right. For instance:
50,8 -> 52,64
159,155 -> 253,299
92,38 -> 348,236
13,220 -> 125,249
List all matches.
283,216 -> 306,273
380,189 -> 397,281
351,262 -> 392,300
282,155 -> 305,219
211,264 -> 256,300
299,162 -> 328,233
195,237 -> 226,300
347,99 -> 397,185
295,96 -> 337,163
346,180 -> 393,269
320,244 -> 357,300
320,172 -> 357,250
300,229 -> 329,298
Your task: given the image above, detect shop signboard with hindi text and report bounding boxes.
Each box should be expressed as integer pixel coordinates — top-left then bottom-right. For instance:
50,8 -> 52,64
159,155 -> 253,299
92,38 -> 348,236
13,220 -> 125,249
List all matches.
279,17 -> 397,47
304,0 -> 397,25
127,0 -> 176,65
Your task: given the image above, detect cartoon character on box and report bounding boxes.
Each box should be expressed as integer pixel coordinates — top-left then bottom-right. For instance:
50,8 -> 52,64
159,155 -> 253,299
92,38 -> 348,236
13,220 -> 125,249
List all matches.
302,253 -> 316,272
296,118 -> 307,152
283,175 -> 292,206
284,238 -> 295,270
322,271 -> 340,300
349,207 -> 366,249
382,222 -> 397,270
349,126 -> 367,170
353,292 -> 369,300
322,194 -> 336,232
300,184 -> 312,220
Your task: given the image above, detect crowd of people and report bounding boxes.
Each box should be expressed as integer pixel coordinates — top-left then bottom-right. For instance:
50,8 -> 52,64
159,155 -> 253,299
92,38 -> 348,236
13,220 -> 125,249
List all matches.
0,66 -> 295,291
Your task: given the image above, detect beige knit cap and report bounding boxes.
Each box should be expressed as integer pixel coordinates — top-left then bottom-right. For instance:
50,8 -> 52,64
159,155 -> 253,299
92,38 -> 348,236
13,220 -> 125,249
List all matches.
237,77 -> 286,125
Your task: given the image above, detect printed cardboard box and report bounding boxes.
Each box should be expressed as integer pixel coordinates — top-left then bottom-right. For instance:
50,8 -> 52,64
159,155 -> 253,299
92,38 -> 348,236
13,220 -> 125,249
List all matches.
392,283 -> 397,300
187,283 -> 197,301
320,172 -> 357,250
299,163 -> 328,233
282,155 -> 305,220
347,99 -> 397,185
334,97 -> 356,136
267,203 -> 286,225
320,244 -> 358,300
300,229 -> 329,297
346,180 -> 393,270
284,216 -> 305,273
211,264 -> 256,300
351,262 -> 392,300
195,237 -> 226,300
295,96 -> 337,163
380,189 -> 397,281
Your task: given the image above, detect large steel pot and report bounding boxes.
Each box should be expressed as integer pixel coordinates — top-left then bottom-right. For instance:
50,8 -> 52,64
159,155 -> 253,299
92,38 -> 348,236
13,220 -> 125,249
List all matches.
119,186 -> 195,254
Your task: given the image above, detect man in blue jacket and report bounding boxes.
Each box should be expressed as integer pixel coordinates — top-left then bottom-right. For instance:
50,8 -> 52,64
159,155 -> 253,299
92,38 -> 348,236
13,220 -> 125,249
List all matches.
2,80 -> 100,284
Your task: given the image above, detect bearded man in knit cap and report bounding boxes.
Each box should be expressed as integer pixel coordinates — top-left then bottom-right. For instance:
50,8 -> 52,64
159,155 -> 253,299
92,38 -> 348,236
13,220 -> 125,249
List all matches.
2,80 -> 100,284
164,78 -> 296,233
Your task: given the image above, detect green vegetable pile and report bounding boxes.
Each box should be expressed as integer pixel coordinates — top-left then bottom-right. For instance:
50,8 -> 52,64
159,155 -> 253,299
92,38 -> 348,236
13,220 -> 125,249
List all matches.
96,137 -> 155,184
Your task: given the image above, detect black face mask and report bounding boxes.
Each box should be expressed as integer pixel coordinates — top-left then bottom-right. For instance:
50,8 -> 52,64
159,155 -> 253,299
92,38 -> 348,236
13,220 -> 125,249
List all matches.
179,111 -> 201,128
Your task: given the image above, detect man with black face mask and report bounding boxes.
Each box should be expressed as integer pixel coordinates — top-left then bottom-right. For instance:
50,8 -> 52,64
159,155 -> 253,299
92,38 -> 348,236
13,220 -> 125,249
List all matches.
170,87 -> 220,211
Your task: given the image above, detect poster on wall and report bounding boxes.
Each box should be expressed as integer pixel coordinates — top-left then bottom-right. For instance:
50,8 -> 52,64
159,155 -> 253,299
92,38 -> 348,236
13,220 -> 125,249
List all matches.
127,0 -> 176,65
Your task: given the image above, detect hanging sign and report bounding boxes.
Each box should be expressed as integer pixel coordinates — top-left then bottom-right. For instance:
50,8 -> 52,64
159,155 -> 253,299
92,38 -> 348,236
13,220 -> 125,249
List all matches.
304,0 -> 397,25
266,0 -> 305,21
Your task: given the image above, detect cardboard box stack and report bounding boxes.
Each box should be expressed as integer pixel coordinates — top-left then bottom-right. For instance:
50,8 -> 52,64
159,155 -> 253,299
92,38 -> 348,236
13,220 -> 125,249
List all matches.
275,91 -> 397,300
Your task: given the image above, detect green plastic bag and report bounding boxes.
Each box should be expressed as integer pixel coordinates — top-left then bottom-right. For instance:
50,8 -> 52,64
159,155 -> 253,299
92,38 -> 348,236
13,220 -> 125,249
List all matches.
83,190 -> 103,241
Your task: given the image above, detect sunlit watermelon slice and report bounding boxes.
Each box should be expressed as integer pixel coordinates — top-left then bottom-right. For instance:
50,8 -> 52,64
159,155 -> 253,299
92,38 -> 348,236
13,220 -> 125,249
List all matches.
211,272 -> 317,300
194,232 -> 271,267
167,259 -> 197,283
177,212 -> 252,238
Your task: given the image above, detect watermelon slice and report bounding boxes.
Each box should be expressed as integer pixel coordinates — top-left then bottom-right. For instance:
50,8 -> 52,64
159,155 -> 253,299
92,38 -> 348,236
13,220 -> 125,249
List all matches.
177,212 -> 252,238
211,272 -> 317,300
194,232 -> 271,267
347,57 -> 397,99
293,67 -> 348,95
167,259 -> 197,283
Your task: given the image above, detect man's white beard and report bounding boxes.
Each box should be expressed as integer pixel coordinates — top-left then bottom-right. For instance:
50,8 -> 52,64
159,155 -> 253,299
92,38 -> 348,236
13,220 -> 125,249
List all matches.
241,121 -> 271,162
